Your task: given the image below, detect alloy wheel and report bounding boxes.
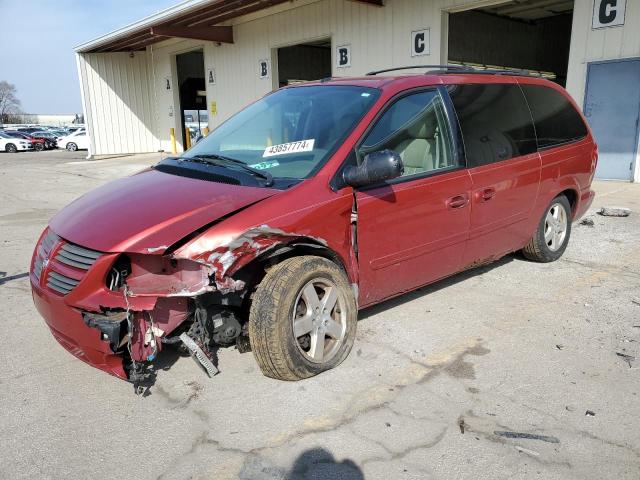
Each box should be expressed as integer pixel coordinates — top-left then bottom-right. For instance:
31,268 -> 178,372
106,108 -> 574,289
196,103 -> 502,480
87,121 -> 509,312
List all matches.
544,202 -> 568,252
292,277 -> 347,364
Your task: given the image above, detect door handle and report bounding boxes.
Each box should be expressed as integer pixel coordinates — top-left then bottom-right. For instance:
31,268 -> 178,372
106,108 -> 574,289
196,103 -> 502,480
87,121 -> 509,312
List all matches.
476,187 -> 496,201
446,195 -> 468,209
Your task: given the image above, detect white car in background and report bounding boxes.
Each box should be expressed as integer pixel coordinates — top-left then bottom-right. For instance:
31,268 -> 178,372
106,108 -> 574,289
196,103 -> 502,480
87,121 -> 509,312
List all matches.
0,131 -> 33,153
57,128 -> 89,151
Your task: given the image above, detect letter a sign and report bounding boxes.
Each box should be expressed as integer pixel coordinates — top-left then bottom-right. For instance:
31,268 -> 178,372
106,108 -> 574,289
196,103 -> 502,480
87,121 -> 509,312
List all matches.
592,0 -> 626,28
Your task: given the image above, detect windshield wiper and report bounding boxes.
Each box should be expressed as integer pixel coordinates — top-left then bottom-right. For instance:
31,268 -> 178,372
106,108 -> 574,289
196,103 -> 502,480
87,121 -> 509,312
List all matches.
189,153 -> 274,187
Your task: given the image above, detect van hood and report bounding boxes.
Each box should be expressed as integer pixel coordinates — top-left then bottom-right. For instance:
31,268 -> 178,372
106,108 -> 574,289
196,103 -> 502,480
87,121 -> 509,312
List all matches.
49,169 -> 277,253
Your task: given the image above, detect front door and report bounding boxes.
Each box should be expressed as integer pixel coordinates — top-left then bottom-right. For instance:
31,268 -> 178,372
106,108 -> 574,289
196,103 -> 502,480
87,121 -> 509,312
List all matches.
584,59 -> 640,181
355,88 -> 472,306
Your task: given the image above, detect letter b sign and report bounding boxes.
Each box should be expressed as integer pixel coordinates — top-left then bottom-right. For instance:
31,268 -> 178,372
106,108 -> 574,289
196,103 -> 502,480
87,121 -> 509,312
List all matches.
336,45 -> 351,68
592,0 -> 626,28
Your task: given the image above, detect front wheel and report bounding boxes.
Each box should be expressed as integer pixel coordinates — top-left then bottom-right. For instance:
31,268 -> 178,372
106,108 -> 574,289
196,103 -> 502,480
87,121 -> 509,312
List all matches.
249,256 -> 357,380
66,142 -> 78,151
5,143 -> 17,153
522,195 -> 572,262
34,142 -> 44,151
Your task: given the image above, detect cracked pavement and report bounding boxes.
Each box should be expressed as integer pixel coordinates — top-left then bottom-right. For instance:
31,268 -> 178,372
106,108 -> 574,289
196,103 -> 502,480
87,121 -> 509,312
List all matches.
0,151 -> 639,479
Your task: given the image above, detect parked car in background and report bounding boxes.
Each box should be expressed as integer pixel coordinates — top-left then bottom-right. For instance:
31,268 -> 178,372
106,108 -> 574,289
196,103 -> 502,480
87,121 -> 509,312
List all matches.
57,128 -> 88,151
31,131 -> 60,148
3,130 -> 50,151
0,131 -> 33,152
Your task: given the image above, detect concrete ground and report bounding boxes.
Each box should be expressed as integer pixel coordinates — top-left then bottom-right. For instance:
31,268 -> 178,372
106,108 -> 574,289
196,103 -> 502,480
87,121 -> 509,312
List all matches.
0,150 -> 638,480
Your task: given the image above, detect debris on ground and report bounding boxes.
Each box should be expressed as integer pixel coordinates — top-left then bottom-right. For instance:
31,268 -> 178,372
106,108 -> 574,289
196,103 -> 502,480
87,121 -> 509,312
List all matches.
494,431 -> 560,443
632,299 -> 640,307
579,218 -> 595,227
616,352 -> 635,368
515,445 -> 540,457
556,344 -> 564,350
598,207 -> 631,217
585,410 -> 596,416
458,417 -> 466,434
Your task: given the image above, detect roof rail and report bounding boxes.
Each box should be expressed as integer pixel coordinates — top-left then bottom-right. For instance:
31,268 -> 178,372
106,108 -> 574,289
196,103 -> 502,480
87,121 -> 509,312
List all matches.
366,64 -> 541,77
366,65 -> 468,75
432,67 -> 542,77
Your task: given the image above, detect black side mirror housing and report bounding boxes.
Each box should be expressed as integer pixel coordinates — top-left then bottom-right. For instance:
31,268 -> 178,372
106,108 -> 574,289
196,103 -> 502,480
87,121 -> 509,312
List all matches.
342,150 -> 404,188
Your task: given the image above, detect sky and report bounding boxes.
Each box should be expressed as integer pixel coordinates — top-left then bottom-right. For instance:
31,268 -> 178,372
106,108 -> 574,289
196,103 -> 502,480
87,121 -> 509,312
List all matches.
0,0 -> 179,114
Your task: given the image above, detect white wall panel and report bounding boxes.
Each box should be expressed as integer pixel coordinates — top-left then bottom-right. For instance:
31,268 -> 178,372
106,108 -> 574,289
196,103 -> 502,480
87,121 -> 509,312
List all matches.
78,52 -> 157,155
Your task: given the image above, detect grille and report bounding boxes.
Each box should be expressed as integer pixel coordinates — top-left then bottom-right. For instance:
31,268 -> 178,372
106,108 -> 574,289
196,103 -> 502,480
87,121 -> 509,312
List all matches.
46,271 -> 80,295
33,230 -> 59,282
33,256 -> 44,281
55,242 -> 102,270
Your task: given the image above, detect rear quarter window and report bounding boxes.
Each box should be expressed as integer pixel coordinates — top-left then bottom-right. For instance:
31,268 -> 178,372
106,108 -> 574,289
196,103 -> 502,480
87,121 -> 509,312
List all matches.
520,84 -> 588,149
448,83 -> 537,167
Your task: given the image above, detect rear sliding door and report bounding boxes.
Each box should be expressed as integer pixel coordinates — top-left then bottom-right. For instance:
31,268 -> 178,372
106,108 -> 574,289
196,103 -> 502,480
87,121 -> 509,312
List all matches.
447,82 -> 541,266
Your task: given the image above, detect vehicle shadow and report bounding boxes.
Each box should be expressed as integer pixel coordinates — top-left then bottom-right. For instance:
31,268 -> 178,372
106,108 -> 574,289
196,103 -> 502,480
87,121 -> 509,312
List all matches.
285,447 -> 364,480
358,253 -> 517,321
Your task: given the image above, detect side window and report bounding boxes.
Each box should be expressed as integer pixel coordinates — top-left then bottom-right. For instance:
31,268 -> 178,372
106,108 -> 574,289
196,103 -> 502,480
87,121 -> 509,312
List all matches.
520,84 -> 588,149
449,84 -> 536,167
359,90 -> 457,177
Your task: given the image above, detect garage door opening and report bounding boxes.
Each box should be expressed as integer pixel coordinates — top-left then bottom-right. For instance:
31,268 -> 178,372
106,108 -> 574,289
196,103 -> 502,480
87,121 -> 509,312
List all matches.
176,50 -> 207,148
447,0 -> 574,85
276,39 -> 332,88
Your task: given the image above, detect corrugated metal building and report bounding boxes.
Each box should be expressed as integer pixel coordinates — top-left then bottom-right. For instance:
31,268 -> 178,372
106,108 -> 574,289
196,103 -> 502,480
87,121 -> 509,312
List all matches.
76,0 -> 640,182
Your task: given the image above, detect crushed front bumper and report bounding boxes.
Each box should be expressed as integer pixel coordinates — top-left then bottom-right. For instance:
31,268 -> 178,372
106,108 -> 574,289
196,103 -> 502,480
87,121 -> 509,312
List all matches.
31,276 -> 128,378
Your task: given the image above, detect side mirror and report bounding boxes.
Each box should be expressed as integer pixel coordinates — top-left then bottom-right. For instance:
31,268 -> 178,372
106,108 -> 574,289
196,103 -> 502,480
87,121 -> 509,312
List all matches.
343,150 -> 404,188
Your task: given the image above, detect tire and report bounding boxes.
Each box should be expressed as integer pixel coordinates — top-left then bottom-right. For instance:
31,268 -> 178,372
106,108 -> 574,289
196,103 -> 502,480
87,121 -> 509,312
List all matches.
522,195 -> 572,263
249,256 -> 357,380
34,142 -> 44,151
5,143 -> 17,153
66,142 -> 78,151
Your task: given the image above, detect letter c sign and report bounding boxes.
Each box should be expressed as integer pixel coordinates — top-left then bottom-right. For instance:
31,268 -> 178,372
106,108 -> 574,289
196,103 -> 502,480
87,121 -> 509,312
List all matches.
592,0 -> 626,29
411,29 -> 430,57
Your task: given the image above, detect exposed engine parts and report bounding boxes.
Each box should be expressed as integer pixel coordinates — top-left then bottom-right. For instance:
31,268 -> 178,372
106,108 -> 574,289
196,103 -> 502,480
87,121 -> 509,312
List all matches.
74,225 -> 332,386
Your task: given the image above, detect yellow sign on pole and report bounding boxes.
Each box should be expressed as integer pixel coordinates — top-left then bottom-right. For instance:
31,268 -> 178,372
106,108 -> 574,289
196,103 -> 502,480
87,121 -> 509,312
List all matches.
210,101 -> 217,116
169,128 -> 177,154
185,128 -> 192,149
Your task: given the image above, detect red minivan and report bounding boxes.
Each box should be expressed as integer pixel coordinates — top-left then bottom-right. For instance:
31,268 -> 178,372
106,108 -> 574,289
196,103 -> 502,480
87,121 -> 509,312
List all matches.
30,67 -> 596,384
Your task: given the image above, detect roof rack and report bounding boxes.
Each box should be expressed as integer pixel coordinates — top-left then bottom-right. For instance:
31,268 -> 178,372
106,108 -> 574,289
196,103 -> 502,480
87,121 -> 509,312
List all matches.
366,64 -> 541,77
366,65 -> 467,76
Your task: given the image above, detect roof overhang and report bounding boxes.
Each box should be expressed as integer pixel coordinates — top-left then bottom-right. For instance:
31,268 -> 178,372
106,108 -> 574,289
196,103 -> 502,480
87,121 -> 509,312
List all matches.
76,0 -> 384,54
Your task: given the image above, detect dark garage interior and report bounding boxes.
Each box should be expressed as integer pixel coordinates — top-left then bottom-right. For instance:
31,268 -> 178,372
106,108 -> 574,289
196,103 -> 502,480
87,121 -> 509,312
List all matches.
176,49 -> 207,145
277,39 -> 332,87
448,0 -> 574,85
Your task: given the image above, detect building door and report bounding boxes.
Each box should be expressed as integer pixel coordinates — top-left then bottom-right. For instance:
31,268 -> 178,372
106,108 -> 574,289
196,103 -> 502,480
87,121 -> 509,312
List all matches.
584,59 -> 640,181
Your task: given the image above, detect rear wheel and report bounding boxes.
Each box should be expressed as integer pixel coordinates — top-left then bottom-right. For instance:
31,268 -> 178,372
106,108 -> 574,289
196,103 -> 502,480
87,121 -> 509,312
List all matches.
249,256 -> 357,380
34,142 -> 44,151
66,142 -> 78,151
5,143 -> 17,153
522,195 -> 572,262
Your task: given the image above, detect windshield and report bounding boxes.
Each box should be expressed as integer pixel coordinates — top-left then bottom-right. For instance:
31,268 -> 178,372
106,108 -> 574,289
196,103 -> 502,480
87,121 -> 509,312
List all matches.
185,85 -> 380,180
